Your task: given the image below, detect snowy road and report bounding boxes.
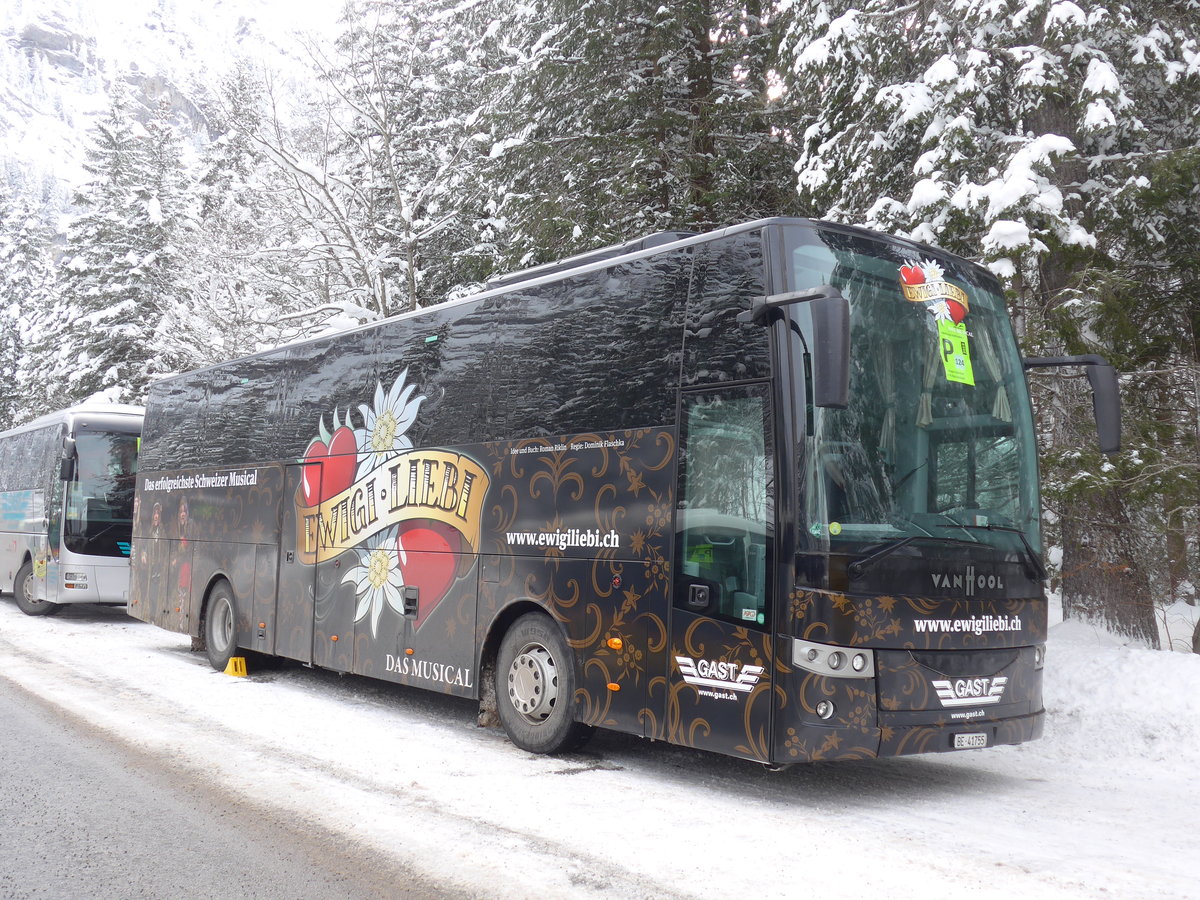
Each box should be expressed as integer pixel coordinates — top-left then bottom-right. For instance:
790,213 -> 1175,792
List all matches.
0,600 -> 1196,900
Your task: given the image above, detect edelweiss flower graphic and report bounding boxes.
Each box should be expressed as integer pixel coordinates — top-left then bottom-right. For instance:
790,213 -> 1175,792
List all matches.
342,526 -> 406,637
356,369 -> 425,479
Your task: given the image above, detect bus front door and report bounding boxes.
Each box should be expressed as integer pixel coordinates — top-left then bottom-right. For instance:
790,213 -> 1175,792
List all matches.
667,385 -> 776,763
35,469 -> 68,604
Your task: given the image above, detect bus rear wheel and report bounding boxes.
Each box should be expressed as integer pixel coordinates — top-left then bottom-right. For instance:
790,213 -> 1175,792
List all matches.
495,612 -> 593,754
203,581 -> 238,671
13,561 -> 62,617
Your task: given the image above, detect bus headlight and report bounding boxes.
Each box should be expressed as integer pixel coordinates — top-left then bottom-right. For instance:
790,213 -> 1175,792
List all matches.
792,638 -> 874,679
64,572 -> 89,589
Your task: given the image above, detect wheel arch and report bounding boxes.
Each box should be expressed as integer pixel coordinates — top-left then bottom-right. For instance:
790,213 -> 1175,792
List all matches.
478,598 -> 558,677
477,598 -> 558,725
14,550 -> 33,592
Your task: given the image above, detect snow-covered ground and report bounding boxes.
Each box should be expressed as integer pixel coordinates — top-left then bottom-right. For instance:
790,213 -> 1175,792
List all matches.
1,598 -> 1197,900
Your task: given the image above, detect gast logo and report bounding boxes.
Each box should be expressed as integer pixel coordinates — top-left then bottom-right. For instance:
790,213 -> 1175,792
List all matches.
932,676 -> 1009,708
675,656 -> 765,695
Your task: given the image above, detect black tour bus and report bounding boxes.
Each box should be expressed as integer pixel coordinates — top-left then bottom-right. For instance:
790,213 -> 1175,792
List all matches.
127,218 -> 1118,764
1,404 -> 143,615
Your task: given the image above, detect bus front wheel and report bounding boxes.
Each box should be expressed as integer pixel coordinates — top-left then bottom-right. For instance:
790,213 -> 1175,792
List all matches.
203,581 -> 238,671
495,612 -> 593,754
14,561 -> 62,617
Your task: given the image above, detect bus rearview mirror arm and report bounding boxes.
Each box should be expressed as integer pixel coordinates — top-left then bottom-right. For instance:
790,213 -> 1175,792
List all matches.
739,285 -> 850,409
1022,355 -> 1122,455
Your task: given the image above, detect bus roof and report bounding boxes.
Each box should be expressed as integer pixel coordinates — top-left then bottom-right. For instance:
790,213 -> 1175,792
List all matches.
145,216 -> 992,392
1,403 -> 145,439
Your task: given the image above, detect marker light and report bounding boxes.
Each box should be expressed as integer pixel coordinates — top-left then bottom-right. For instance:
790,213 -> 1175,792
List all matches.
816,701 -> 836,720
852,654 -> 868,672
827,651 -> 844,670
607,637 -> 624,651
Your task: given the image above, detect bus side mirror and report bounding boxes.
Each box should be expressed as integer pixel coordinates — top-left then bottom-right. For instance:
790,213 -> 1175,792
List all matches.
741,285 -> 850,409
809,293 -> 850,409
59,437 -> 77,481
1085,362 -> 1121,455
1023,355 -> 1122,455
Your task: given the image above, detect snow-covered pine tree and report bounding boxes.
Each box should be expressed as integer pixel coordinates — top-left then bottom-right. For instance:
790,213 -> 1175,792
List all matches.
56,88 -> 196,406
0,187 -> 58,423
478,0 -> 800,270
780,0 -> 1200,642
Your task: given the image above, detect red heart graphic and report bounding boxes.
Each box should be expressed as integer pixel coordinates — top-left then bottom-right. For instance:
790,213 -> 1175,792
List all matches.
397,519 -> 463,630
899,264 -> 925,286
302,426 -> 358,504
946,299 -> 967,324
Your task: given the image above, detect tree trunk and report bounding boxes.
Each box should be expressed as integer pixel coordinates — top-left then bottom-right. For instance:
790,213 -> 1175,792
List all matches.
1060,486 -> 1160,647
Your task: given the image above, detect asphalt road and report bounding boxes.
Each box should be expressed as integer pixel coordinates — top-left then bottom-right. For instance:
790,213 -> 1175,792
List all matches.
0,673 -> 466,900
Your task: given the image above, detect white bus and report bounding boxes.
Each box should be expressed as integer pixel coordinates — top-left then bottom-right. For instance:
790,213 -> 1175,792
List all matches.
0,404 -> 143,615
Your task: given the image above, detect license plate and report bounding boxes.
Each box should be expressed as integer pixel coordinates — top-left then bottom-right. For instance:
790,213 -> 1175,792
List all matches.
953,732 -> 988,750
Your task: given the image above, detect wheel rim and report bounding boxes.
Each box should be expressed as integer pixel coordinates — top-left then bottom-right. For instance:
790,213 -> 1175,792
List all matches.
506,642 -> 560,725
20,570 -> 41,607
212,597 -> 234,653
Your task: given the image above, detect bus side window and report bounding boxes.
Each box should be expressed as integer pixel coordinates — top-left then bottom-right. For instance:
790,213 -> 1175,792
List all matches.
674,385 -> 773,627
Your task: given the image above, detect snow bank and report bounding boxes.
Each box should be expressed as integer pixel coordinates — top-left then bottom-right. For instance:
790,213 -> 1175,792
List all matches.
1,598 -> 1196,899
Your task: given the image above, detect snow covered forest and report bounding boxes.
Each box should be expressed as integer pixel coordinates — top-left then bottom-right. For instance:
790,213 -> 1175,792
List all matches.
1,0 -> 1197,648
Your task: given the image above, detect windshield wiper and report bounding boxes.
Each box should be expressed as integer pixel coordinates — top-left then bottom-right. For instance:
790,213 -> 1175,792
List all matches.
845,534 -> 984,578
949,522 -> 1048,583
846,536 -> 919,578
846,524 -> 1044,583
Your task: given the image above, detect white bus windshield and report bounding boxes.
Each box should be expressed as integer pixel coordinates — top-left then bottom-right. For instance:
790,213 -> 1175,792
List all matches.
63,431 -> 139,558
786,227 -> 1041,562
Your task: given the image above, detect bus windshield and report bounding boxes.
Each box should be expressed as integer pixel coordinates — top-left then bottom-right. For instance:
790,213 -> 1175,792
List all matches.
64,431 -> 139,558
786,226 -> 1041,567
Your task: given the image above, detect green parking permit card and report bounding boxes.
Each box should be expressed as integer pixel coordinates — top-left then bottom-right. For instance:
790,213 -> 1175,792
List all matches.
938,319 -> 975,386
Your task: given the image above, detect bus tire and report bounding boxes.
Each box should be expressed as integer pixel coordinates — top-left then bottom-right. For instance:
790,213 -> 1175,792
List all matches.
495,612 -> 593,754
203,581 -> 238,672
13,561 -> 62,617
